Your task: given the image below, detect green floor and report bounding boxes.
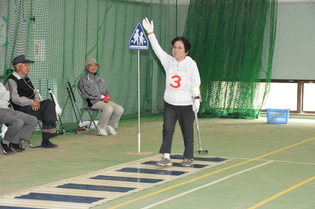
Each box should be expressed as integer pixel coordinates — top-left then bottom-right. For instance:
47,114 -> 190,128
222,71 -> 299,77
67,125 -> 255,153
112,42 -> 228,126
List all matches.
1,116 -> 315,209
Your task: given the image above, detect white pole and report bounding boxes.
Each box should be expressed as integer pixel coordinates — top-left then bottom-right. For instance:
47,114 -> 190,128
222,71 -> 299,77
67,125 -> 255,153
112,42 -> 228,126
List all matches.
137,50 -> 141,153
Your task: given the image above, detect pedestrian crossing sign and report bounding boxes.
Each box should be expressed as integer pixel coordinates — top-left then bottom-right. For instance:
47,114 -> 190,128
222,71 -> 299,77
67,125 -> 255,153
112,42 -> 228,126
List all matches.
129,23 -> 149,50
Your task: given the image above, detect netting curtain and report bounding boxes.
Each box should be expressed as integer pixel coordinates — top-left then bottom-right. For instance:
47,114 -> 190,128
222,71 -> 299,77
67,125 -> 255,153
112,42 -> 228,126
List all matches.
184,0 -> 278,119
1,0 -> 277,129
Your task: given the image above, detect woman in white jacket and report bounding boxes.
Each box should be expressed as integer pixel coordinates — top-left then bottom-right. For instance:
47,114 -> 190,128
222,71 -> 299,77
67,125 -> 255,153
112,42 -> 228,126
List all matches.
142,18 -> 201,167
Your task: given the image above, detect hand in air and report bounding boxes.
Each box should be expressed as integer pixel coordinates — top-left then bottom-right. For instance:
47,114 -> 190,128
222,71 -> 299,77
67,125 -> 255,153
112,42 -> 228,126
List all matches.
142,17 -> 154,33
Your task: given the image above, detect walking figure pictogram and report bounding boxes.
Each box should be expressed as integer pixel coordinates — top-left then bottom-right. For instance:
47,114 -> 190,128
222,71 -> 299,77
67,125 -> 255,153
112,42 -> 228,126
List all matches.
129,23 -> 149,50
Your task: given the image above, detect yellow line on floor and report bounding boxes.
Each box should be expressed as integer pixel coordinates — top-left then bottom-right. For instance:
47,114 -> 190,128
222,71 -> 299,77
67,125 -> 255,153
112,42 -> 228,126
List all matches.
248,175 -> 315,209
108,137 -> 315,209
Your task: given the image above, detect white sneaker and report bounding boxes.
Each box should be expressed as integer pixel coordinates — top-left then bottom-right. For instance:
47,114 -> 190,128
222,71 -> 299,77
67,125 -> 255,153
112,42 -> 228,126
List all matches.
97,126 -> 108,136
106,126 -> 117,135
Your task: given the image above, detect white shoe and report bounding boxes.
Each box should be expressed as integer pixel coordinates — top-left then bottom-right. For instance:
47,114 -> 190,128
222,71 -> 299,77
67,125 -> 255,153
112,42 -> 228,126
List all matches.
106,126 -> 117,135
97,126 -> 108,136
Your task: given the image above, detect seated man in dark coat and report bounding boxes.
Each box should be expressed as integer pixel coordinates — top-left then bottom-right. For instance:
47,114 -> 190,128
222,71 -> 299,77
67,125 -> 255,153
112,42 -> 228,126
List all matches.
5,55 -> 58,148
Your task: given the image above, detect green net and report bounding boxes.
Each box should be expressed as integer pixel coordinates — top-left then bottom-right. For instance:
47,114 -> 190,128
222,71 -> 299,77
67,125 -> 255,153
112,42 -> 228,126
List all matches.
1,0 -> 277,130
184,0 -> 278,119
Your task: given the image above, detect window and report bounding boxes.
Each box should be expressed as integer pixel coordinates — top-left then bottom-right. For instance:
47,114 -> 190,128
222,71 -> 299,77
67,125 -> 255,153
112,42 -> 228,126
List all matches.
303,83 -> 315,112
262,83 -> 297,111
262,81 -> 315,114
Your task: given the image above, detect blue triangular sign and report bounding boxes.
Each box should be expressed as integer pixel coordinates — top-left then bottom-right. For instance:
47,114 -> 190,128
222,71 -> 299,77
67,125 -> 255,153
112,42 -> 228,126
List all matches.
129,23 -> 149,50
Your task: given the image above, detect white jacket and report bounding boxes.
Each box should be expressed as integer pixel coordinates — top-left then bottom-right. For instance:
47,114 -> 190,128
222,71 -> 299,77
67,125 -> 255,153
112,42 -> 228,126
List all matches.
0,82 -> 10,109
148,34 -> 201,106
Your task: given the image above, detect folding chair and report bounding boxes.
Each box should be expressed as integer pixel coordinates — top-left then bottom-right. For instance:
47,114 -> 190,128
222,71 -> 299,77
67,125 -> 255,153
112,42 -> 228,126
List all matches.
74,87 -> 102,135
20,138 -> 35,149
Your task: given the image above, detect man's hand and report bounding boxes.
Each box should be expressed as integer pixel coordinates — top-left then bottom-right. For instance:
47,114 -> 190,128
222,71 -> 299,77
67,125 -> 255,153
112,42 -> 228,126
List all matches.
142,17 -> 154,34
32,100 -> 41,111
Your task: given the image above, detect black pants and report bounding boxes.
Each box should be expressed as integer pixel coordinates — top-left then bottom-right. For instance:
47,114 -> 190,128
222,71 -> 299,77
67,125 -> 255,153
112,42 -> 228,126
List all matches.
18,99 -> 57,142
159,102 -> 194,159
18,99 -> 57,123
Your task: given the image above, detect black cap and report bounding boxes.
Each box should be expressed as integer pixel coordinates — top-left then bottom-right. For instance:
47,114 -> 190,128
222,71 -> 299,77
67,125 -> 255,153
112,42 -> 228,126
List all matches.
12,55 -> 34,66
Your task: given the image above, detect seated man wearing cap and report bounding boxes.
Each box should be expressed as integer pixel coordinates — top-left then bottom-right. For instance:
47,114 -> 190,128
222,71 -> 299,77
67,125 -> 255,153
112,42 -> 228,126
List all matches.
78,58 -> 124,136
5,55 -> 58,148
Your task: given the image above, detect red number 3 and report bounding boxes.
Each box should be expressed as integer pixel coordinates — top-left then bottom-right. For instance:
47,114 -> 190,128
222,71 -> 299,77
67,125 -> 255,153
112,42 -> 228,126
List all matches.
170,75 -> 181,88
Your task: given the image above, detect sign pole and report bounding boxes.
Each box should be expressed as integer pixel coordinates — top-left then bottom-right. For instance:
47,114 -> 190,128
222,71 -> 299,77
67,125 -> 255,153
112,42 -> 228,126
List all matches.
126,22 -> 152,155
137,49 -> 141,153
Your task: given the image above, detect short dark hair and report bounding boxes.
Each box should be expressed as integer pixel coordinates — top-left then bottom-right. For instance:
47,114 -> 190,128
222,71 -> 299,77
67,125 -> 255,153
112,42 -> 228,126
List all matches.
171,37 -> 191,53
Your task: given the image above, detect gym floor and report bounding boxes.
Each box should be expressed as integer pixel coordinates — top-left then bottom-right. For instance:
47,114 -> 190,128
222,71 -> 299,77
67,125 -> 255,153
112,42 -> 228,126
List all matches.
1,115 -> 315,209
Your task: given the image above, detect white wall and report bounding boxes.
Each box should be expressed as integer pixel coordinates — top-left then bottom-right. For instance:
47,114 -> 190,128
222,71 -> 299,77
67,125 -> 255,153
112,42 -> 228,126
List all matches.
272,2 -> 315,79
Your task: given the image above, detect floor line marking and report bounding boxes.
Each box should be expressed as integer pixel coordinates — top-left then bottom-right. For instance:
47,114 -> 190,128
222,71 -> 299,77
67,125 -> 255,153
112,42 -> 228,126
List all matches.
263,160 -> 315,165
142,161 -> 273,209
108,137 -> 315,209
248,175 -> 315,209
219,156 -> 315,166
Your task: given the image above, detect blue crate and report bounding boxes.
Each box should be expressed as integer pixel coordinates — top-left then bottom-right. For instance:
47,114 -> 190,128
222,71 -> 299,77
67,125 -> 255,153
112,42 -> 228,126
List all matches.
266,108 -> 290,124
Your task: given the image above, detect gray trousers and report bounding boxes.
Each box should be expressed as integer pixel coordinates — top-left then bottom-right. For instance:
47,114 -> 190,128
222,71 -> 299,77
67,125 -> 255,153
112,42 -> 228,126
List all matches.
91,101 -> 124,129
0,108 -> 37,143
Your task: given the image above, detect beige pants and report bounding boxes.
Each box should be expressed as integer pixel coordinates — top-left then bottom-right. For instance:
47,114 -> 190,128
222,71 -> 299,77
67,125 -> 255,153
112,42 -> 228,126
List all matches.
91,101 -> 124,129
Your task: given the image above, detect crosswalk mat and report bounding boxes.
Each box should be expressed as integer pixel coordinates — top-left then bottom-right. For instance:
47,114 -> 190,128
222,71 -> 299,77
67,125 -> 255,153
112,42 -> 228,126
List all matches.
0,155 -> 232,209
